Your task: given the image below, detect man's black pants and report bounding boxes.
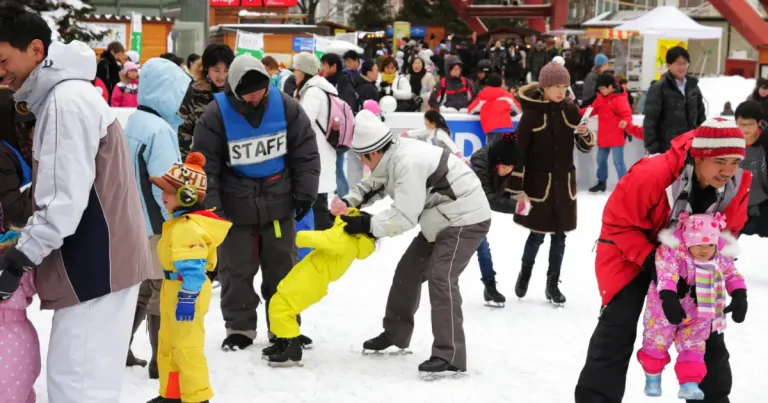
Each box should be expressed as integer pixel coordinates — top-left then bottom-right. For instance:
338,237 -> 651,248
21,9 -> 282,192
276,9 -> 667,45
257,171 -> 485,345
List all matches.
574,272 -> 732,403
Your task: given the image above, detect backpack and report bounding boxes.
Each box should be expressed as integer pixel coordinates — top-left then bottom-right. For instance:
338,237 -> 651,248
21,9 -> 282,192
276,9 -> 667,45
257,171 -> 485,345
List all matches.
436,77 -> 472,106
315,89 -> 355,150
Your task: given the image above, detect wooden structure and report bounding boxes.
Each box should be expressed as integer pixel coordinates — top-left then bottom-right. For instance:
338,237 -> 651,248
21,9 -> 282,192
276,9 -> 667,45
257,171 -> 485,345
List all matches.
449,0 -> 569,34
81,14 -> 175,64
317,21 -> 355,35
210,24 -> 330,55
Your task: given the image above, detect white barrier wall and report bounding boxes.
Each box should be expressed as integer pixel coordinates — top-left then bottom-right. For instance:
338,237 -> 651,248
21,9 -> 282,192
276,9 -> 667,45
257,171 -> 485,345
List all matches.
113,108 -> 647,191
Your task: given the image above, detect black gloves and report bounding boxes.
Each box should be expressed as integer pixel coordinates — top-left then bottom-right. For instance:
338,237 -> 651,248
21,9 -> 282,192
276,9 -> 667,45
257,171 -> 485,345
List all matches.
642,249 -> 658,285
340,212 -> 372,236
0,248 -> 35,301
724,289 -> 747,323
659,290 -> 687,325
294,199 -> 313,221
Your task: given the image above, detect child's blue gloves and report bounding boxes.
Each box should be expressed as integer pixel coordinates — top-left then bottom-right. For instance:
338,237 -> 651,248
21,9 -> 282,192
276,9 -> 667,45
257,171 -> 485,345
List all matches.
176,290 -> 198,322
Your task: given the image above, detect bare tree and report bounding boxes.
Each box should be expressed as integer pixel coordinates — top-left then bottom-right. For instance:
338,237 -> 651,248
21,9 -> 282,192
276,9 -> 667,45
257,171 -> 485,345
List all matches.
297,0 -> 322,24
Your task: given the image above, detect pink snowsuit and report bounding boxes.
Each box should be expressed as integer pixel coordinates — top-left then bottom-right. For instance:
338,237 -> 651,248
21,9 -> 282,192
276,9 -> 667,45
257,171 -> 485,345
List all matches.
637,233 -> 746,385
111,80 -> 139,107
0,272 -> 41,403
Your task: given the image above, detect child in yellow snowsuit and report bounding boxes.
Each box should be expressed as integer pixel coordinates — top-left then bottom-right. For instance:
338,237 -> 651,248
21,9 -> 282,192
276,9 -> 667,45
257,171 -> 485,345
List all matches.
147,152 -> 232,403
264,208 -> 375,366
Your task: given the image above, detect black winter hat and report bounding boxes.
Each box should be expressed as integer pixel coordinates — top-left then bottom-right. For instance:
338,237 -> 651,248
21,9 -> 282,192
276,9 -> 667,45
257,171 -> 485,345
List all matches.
235,70 -> 270,97
487,73 -> 503,88
488,133 -> 520,167
596,73 -> 617,89
477,59 -> 492,72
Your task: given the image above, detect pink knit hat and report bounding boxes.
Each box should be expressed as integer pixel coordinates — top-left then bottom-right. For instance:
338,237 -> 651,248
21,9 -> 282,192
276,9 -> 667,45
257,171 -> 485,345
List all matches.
122,61 -> 139,73
678,212 -> 726,247
363,99 -> 381,116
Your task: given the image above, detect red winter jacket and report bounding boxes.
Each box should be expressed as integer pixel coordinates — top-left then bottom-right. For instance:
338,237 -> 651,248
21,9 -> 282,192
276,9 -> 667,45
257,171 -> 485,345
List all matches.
467,86 -> 521,134
582,91 -> 633,148
594,131 -> 751,305
93,78 -> 108,103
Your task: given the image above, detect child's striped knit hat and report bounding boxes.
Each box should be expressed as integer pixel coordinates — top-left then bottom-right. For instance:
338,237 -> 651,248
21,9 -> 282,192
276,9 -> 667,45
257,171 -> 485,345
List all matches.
690,117 -> 745,159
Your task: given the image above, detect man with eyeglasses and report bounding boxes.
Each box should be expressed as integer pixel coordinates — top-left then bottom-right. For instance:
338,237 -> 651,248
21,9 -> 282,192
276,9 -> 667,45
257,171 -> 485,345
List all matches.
735,100 -> 768,237
642,46 -> 707,155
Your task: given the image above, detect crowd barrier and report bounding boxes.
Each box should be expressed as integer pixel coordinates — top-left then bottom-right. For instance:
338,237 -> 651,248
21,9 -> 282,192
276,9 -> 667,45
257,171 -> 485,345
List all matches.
113,108 -> 647,191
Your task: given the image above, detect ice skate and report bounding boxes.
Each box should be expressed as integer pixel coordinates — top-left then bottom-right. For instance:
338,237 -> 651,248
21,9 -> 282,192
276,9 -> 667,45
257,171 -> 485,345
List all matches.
643,372 -> 662,397
221,333 -> 253,351
417,356 -> 466,381
514,265 -> 533,298
361,332 -> 412,356
677,382 -> 705,400
146,397 -> 181,403
266,337 -> 304,368
482,279 -> 506,307
299,334 -> 314,350
266,334 -> 313,354
545,274 -> 566,307
589,181 -> 606,193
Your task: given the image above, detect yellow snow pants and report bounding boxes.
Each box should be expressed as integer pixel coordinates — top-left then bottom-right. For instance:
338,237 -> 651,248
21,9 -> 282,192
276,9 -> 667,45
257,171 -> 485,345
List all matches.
269,259 -> 337,338
158,277 -> 213,403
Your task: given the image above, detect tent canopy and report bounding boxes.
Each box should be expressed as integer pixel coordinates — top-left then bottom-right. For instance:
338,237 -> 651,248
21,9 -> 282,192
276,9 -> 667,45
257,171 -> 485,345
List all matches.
614,6 -> 722,39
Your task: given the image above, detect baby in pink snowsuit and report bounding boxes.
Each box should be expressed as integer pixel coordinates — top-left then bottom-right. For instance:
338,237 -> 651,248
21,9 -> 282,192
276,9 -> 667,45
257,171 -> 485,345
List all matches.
637,212 -> 746,400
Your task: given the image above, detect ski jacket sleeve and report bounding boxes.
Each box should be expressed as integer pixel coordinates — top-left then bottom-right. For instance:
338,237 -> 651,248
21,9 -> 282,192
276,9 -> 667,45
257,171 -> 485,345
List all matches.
654,244 -> 681,292
17,108 -> 100,265
470,149 -> 517,214
434,129 -> 461,155
344,177 -> 387,208
567,104 -> 595,153
614,94 -> 634,125
111,85 -> 124,107
404,128 -> 430,141
191,103 -> 226,216
392,76 -> 413,101
718,255 -> 746,294
467,95 -> 484,114
171,218 -> 209,294
144,126 -> 181,222
369,158 -> 429,238
282,92 -> 321,203
642,82 -> 664,154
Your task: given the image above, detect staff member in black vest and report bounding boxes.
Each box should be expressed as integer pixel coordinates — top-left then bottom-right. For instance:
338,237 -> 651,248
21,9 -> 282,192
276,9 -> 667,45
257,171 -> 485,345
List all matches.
192,54 -> 321,351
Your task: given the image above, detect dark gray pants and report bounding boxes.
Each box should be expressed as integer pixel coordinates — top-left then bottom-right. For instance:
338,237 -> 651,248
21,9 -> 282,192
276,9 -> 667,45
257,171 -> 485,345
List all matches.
382,220 -> 490,370
136,279 -> 162,316
218,219 -> 298,338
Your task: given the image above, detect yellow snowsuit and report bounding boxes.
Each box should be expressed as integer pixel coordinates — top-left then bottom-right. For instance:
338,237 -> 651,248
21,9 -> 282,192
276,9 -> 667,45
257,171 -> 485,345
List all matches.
156,209 -> 231,403
269,209 -> 376,338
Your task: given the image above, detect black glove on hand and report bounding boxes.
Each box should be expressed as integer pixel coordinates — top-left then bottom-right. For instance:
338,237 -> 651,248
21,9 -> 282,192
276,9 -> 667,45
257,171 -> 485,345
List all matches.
724,289 -> 747,323
0,248 -> 34,301
294,199 -> 313,221
642,249 -> 658,285
660,290 -> 687,325
340,212 -> 372,235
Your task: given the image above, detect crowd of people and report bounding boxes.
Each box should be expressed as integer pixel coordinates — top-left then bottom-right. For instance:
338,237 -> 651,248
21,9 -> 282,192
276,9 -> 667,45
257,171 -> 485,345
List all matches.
0,2 -> 764,402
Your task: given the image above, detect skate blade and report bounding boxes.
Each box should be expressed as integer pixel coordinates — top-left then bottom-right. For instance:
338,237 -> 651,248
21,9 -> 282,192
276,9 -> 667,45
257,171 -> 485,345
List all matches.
484,301 -> 505,308
301,344 -> 314,350
418,370 -> 467,381
266,359 -> 304,368
361,348 -> 413,356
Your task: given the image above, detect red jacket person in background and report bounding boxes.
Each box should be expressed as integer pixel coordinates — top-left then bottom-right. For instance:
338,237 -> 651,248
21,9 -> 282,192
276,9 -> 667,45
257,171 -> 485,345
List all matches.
574,118 -> 751,403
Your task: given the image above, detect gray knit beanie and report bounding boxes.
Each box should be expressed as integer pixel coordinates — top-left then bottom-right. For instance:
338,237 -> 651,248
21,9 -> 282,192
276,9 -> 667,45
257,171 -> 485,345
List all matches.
292,52 -> 321,75
538,62 -> 570,88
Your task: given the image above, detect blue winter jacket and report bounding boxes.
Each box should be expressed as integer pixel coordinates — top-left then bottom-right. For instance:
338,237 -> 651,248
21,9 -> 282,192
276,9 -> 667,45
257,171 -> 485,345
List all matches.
124,58 -> 192,235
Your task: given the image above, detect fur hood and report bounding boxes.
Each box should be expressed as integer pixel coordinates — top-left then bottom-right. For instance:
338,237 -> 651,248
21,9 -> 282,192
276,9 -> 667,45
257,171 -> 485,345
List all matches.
190,58 -> 213,92
657,227 -> 740,258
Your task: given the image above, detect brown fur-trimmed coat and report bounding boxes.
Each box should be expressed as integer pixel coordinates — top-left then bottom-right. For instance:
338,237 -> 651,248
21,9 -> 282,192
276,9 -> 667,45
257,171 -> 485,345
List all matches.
503,83 -> 595,233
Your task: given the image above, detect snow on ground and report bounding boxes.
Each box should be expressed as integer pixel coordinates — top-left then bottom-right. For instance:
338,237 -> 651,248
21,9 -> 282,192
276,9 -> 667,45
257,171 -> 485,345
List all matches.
28,194 -> 768,402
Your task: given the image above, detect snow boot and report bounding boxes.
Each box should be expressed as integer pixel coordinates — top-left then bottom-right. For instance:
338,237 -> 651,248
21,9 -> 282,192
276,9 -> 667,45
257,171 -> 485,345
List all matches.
545,273 -> 566,306
221,333 -> 253,351
362,332 -> 411,355
147,314 -> 160,379
127,305 -> 147,368
589,181 -> 606,193
482,279 -> 506,307
514,264 -> 533,298
266,337 -> 303,367
678,382 -> 705,400
417,356 -> 464,380
643,372 -> 662,397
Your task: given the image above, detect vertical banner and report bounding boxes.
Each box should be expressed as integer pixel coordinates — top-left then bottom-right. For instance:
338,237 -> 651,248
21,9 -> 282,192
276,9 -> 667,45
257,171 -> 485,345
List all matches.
235,30 -> 265,59
130,12 -> 143,59
393,21 -> 410,50
314,35 -> 331,59
655,38 -> 688,80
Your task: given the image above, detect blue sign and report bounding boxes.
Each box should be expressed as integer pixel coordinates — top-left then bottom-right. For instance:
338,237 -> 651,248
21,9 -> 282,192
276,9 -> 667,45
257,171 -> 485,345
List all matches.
445,119 -> 519,157
385,26 -> 393,37
292,37 -> 314,52
410,26 -> 427,37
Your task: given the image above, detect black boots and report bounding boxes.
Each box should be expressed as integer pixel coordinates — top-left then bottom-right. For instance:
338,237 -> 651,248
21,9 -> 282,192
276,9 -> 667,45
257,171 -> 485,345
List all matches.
545,273 -> 566,306
147,314 -> 160,379
514,265 -> 533,298
221,334 -> 254,351
127,305 -> 148,368
482,279 -> 506,307
362,332 -> 393,353
266,337 -> 303,367
589,181 -> 606,193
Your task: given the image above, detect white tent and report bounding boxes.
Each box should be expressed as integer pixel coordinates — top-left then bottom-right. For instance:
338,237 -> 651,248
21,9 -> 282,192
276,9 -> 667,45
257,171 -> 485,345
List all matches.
614,6 -> 722,39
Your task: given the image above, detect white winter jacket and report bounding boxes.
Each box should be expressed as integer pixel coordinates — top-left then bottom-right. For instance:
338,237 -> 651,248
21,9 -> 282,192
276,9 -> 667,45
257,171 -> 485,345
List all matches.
404,128 -> 461,155
344,138 -> 491,241
376,74 -> 412,101
298,75 -> 338,194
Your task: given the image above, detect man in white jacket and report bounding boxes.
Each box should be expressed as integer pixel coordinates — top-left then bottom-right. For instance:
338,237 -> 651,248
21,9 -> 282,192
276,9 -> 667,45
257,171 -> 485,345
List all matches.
331,110 -> 491,377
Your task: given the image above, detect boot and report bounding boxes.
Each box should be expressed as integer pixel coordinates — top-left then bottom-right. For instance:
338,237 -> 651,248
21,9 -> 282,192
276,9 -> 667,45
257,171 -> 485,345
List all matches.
514,265 -> 533,298
678,382 -> 705,400
545,273 -> 566,306
482,279 -> 506,307
147,314 -> 160,379
417,356 -> 462,373
643,372 -> 662,397
127,305 -> 148,368
589,181 -> 606,193
362,332 -> 393,353
222,334 -> 253,351
266,337 -> 303,367
146,397 -> 181,403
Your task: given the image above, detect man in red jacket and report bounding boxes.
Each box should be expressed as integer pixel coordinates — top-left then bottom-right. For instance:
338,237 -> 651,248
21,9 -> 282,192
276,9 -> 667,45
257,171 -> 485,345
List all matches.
575,117 -> 751,403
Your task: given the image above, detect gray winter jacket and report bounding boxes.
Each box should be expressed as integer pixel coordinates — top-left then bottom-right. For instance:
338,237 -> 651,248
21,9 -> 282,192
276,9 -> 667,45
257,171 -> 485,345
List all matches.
344,138 -> 491,242
191,56 -> 321,225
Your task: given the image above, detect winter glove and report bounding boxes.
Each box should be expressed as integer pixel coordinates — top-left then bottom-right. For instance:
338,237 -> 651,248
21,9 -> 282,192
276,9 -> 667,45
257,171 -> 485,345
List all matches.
659,290 -> 687,325
724,289 -> 747,323
294,199 -> 313,221
0,248 -> 34,301
340,212 -> 372,235
175,290 -> 198,322
642,249 -> 658,285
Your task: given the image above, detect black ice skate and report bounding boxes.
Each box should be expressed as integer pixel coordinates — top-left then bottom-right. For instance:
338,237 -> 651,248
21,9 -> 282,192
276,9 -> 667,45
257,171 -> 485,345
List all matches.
265,334 -> 313,354
221,333 -> 253,351
266,337 -> 303,367
482,279 -> 506,307
515,265 -> 533,298
146,397 -> 181,403
589,181 -> 607,193
417,356 -> 466,381
362,332 -> 412,356
545,274 -> 566,307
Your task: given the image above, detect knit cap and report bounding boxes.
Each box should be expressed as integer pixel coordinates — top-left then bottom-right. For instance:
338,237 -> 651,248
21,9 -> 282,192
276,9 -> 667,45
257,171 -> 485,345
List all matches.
488,133 -> 520,166
352,109 -> 393,154
362,99 -> 381,116
150,152 -> 208,201
292,52 -> 321,75
538,62 -> 570,88
677,211 -> 725,247
690,117 -> 746,160
594,53 -> 608,67
122,61 -> 139,73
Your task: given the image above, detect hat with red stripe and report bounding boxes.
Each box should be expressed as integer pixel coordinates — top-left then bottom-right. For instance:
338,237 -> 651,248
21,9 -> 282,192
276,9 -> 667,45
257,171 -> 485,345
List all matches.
690,117 -> 746,159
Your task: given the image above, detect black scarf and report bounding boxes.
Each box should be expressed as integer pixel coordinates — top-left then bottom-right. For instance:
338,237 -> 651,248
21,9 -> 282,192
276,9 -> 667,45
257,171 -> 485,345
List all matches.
409,68 -> 426,96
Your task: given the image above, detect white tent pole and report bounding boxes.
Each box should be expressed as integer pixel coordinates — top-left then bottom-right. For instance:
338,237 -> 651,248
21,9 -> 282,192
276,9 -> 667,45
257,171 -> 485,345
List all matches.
716,36 -> 722,75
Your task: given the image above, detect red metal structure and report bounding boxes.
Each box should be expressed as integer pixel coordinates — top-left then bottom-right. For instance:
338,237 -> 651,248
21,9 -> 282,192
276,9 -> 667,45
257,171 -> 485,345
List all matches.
449,0 -> 569,34
709,0 -> 768,49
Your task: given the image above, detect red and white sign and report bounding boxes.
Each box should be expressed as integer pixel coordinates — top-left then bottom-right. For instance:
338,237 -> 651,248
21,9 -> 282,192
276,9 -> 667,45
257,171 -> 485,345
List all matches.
262,0 -> 298,6
210,0 -> 239,6
241,0 -> 262,4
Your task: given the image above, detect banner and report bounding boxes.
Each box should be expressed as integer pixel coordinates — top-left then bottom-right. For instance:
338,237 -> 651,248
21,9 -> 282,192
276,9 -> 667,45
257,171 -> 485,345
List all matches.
334,32 -> 358,46
393,21 -> 410,40
314,35 -> 331,59
84,23 -> 126,49
130,12 -> 142,59
293,36 -> 315,52
655,38 -> 688,80
235,31 -> 264,59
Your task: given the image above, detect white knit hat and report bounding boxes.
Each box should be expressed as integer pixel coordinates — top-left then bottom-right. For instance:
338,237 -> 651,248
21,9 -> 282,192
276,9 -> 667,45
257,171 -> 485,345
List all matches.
353,110 -> 393,154
292,52 -> 321,75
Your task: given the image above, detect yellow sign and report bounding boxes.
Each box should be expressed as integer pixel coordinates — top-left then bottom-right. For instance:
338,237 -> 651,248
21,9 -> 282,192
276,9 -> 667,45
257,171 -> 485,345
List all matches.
393,21 -> 410,39
656,39 -> 688,80
334,29 -> 345,35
